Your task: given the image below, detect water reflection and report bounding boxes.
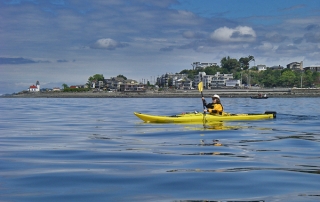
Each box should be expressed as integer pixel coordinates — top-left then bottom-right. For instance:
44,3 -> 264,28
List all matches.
137,121 -> 247,131
204,122 -> 236,130
167,167 -> 320,174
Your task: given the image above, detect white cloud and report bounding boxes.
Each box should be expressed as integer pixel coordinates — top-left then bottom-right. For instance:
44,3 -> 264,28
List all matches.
210,26 -> 256,42
256,42 -> 274,51
90,38 -> 128,50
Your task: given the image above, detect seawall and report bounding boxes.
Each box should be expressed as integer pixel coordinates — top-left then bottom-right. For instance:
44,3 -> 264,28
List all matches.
2,88 -> 320,98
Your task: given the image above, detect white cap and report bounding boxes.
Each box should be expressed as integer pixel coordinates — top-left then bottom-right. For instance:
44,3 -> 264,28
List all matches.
212,94 -> 220,99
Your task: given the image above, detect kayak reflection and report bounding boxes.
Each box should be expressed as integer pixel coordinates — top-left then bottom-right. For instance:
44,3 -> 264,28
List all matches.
204,122 -> 229,130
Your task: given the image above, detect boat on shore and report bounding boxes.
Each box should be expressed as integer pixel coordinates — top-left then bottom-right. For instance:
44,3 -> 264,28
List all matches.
250,96 -> 268,99
134,111 -> 276,124
251,93 -> 268,99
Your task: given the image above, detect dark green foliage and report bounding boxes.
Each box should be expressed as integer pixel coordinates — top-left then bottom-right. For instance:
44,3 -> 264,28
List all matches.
62,83 -> 69,89
88,74 -> 104,83
117,74 -> 127,80
178,55 -> 320,88
239,55 -> 255,70
180,69 -> 197,79
62,88 -> 90,92
221,56 -> 240,72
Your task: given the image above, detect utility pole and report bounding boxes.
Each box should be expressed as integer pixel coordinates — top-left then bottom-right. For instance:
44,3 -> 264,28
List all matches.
248,70 -> 250,88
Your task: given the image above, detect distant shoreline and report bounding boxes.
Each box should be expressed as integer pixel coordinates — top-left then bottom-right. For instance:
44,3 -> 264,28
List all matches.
2,88 -> 320,98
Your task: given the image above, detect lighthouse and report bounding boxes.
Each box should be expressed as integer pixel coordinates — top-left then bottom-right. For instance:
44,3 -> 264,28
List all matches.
29,81 -> 40,92
36,81 -> 40,91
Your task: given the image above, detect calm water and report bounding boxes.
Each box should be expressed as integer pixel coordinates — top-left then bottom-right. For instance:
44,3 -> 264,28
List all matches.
0,97 -> 319,202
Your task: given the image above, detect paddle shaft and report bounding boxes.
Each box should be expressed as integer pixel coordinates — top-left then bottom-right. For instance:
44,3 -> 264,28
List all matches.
199,75 -> 206,110
199,75 -> 207,126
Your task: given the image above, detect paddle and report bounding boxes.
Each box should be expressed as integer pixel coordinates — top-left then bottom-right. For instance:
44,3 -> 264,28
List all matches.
198,81 -> 203,96
198,79 -> 207,126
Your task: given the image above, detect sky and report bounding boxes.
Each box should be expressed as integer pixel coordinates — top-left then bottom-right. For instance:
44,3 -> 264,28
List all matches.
1,0 -> 320,94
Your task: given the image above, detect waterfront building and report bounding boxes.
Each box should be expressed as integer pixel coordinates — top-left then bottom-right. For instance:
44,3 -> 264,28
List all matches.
52,87 -> 61,91
104,77 -> 140,91
195,72 -> 234,89
287,61 -> 303,70
104,77 -> 125,91
304,66 -> 320,73
191,62 -> 217,70
156,73 -> 190,89
119,83 -> 147,92
226,79 -> 241,87
257,65 -> 267,71
28,81 -> 40,92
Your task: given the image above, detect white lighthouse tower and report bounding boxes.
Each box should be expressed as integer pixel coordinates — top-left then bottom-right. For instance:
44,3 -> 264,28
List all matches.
36,81 -> 40,92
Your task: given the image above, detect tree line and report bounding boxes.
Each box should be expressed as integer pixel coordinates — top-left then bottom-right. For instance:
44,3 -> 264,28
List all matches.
179,56 -> 319,88
62,56 -> 319,90
62,74 -> 127,92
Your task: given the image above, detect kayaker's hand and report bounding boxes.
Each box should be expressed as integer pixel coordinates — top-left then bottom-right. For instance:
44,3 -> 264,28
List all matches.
202,97 -> 205,100
203,109 -> 207,113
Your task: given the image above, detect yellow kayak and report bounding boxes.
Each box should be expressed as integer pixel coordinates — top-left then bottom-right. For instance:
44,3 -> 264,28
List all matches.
134,111 -> 276,124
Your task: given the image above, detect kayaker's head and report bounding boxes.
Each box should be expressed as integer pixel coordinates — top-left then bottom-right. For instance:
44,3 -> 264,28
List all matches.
212,94 -> 221,103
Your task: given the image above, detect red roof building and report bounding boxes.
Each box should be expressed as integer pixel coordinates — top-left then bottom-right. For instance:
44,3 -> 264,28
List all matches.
28,81 -> 40,92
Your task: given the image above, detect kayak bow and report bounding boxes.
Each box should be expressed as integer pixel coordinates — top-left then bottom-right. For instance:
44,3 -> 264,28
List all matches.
134,111 -> 276,124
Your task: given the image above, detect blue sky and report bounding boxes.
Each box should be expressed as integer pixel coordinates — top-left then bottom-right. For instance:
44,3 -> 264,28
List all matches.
1,0 -> 320,94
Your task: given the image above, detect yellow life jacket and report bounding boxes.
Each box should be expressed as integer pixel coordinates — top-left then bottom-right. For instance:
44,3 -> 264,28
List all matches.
208,103 -> 223,115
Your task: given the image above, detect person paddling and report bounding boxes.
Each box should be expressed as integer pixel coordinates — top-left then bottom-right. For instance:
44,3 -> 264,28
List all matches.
202,94 -> 224,115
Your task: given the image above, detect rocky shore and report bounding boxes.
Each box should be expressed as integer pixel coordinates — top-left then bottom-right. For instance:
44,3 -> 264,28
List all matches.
2,88 -> 320,98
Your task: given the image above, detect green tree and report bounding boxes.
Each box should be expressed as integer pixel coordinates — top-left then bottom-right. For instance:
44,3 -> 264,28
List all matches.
88,74 -> 104,82
312,72 -> 320,87
180,69 -> 196,80
259,69 -> 282,87
239,55 -> 255,70
280,70 -> 296,87
117,74 -> 127,80
62,83 -> 69,89
220,56 -> 240,72
302,70 -> 314,87
168,78 -> 173,87
204,65 -> 222,75
87,74 -> 104,88
262,74 -> 276,87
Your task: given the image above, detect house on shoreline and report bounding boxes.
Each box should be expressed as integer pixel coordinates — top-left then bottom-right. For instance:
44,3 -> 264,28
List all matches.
29,81 -> 40,92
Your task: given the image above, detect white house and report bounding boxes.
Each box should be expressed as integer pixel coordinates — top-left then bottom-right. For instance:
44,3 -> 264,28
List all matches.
192,62 -> 217,70
29,81 -> 40,92
226,79 -> 241,87
195,72 -> 235,88
257,65 -> 267,71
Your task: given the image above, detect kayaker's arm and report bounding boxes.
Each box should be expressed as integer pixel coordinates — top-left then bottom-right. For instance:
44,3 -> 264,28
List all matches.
208,109 -> 216,113
202,97 -> 212,108
205,104 -> 223,115
202,97 -> 207,107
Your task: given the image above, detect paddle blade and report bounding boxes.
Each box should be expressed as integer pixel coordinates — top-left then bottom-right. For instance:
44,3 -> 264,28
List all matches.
198,81 -> 203,92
